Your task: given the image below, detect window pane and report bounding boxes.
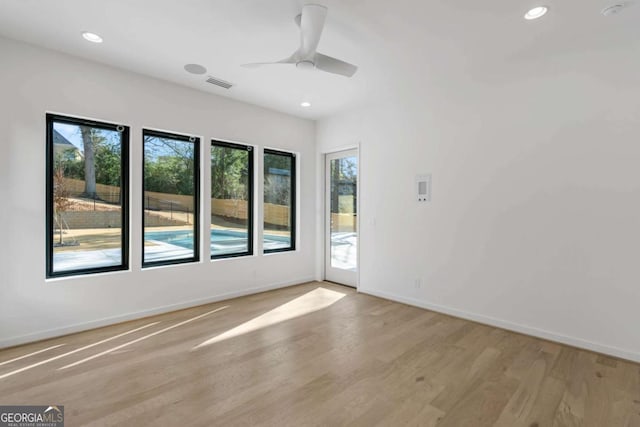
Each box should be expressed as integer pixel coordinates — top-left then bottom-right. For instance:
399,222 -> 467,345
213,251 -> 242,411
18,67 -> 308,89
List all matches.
330,156 -> 357,270
143,131 -> 199,265
48,117 -> 128,276
211,142 -> 253,258
263,150 -> 295,252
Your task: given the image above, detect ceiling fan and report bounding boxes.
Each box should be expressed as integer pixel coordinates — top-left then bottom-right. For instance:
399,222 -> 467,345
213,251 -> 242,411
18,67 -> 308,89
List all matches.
242,4 -> 358,78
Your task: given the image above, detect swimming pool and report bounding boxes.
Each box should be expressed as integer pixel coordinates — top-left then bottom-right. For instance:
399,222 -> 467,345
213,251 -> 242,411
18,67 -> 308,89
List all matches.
52,229 -> 293,272
144,229 -> 291,256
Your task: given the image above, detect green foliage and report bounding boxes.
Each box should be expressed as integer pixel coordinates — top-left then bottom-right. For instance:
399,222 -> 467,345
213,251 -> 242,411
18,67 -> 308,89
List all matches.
264,153 -> 292,205
53,127 -> 123,188
94,138 -> 122,186
330,156 -> 357,214
55,154 -> 84,181
264,153 -> 291,170
144,136 -> 195,196
211,146 -> 249,200
145,155 -> 194,195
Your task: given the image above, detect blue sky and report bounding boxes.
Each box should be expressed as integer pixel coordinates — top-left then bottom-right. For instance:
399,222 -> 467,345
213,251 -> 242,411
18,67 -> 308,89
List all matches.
54,123 -> 84,152
54,123 -> 125,155
54,122 -> 191,159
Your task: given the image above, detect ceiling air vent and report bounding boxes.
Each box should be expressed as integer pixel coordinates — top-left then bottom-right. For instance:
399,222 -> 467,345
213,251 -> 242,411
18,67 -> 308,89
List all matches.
205,76 -> 233,89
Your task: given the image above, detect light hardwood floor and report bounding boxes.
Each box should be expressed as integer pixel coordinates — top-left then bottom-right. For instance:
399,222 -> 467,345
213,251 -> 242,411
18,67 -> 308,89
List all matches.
1,282 -> 639,426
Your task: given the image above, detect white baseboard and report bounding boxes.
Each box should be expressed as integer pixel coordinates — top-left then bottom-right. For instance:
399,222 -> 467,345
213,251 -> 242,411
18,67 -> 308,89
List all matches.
0,277 -> 316,349
359,287 -> 640,364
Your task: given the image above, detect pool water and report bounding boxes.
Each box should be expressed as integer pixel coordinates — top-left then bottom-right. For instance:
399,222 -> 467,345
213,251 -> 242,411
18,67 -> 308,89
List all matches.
144,229 -> 291,256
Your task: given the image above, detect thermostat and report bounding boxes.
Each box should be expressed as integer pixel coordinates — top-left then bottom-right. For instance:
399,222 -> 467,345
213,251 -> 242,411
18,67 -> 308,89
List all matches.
416,174 -> 431,202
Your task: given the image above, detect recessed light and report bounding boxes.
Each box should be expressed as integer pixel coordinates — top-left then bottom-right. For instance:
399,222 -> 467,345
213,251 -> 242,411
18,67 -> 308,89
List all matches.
81,31 -> 103,43
300,101 -> 311,108
184,64 -> 207,75
524,6 -> 548,20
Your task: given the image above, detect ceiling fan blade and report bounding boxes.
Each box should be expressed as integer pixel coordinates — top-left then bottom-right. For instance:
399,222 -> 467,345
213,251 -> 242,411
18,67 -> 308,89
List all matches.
241,57 -> 296,68
314,53 -> 358,77
299,4 -> 327,58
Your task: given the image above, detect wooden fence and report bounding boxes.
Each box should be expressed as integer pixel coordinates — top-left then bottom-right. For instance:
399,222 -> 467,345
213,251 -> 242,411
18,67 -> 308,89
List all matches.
62,178 -> 291,227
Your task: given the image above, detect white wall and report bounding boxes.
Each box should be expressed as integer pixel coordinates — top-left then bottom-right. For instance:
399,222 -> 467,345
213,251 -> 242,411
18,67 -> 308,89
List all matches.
317,46 -> 640,361
0,37 -> 316,347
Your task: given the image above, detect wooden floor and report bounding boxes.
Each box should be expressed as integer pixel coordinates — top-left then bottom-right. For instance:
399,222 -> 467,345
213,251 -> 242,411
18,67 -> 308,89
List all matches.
1,282 -> 639,426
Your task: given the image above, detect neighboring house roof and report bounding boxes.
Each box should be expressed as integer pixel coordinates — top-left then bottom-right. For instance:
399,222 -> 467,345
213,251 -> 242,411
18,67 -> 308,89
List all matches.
267,167 -> 291,176
53,129 -> 83,159
53,129 -> 75,147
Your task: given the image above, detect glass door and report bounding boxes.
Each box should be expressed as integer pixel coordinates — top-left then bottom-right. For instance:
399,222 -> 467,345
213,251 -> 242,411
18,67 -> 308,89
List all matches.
325,149 -> 358,287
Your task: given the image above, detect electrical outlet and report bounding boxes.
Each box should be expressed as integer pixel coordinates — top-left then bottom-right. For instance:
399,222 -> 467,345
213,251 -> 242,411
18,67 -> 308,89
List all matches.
414,278 -> 422,289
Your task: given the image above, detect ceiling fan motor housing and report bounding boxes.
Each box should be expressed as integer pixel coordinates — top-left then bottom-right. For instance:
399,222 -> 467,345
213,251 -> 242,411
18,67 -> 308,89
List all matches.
296,60 -> 315,70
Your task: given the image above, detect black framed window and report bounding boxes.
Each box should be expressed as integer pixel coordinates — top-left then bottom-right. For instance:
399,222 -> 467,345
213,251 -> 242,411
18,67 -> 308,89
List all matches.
46,114 -> 130,278
211,141 -> 254,258
142,129 -> 200,267
263,149 -> 296,253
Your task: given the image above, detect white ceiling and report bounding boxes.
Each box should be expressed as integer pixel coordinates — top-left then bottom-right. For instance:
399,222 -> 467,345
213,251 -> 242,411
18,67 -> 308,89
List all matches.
0,0 -> 638,119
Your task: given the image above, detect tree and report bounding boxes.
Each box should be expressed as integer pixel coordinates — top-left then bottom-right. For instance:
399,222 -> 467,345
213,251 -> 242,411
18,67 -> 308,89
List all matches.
144,136 -> 195,196
264,154 -> 292,205
61,157 -> 84,181
94,138 -> 122,186
53,166 -> 72,245
79,126 -> 97,198
211,147 -> 248,199
331,159 -> 340,214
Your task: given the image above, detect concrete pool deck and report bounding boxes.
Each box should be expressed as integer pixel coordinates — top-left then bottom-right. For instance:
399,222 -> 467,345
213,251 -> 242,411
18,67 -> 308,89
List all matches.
52,228 -> 357,274
52,230 -> 295,273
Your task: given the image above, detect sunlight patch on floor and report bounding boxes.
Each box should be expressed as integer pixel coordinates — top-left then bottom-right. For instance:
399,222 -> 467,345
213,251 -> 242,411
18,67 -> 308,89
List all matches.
0,344 -> 65,368
0,322 -> 159,380
59,306 -> 229,370
193,287 -> 346,350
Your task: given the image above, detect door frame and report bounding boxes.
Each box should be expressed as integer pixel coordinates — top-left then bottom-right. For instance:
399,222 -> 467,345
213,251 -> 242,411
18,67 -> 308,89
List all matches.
323,145 -> 360,289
